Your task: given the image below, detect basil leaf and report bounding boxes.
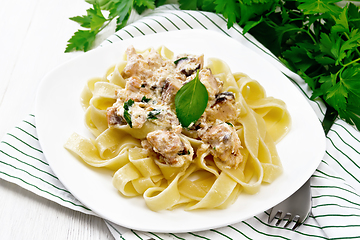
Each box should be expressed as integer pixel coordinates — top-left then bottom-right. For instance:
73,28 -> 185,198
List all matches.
175,70 -> 208,127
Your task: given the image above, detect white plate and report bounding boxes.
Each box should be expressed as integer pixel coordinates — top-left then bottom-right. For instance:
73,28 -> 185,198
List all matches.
35,29 -> 326,233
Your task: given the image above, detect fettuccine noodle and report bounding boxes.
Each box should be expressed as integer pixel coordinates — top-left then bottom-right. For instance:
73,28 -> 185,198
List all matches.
64,46 -> 291,211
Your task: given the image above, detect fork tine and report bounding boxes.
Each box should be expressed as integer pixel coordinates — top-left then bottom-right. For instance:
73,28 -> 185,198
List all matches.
282,213 -> 293,228
275,214 -> 283,226
275,212 -> 289,226
268,179 -> 312,230
292,213 -> 308,230
268,210 -> 308,230
292,215 -> 303,230
268,210 -> 281,224
275,211 -> 291,226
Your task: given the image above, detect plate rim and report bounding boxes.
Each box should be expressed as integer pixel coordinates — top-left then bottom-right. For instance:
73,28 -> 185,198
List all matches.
35,29 -> 326,233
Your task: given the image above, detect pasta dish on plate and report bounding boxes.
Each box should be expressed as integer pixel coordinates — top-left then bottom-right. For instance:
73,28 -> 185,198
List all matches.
64,45 -> 291,211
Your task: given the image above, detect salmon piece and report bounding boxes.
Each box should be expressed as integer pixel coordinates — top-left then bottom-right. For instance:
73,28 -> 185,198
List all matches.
118,76 -> 151,102
161,79 -> 183,104
122,46 -> 153,80
146,48 -> 164,70
126,76 -> 142,89
145,130 -> 192,166
199,68 -> 223,100
206,92 -> 238,123
201,122 -> 243,168
106,107 -> 126,126
175,55 -> 204,77
128,103 -> 147,128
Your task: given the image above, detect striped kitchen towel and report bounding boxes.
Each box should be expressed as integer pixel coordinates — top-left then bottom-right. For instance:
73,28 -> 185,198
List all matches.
1,4 -> 360,240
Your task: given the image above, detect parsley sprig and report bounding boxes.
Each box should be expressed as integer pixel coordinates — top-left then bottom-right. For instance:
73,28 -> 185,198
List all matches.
67,0 -> 360,132
65,0 -> 160,52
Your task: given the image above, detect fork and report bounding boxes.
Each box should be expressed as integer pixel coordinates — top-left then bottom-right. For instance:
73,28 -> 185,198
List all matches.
268,178 -> 312,230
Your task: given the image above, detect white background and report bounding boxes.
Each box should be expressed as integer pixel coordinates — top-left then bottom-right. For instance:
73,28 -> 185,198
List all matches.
0,0 -> 113,239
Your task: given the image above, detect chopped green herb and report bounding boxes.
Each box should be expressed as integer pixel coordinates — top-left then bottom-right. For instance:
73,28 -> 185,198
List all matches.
178,149 -> 190,155
147,109 -> 161,120
123,110 -> 132,128
226,122 -> 234,127
124,99 -> 134,111
123,99 -> 134,127
174,57 -> 188,65
141,96 -> 151,103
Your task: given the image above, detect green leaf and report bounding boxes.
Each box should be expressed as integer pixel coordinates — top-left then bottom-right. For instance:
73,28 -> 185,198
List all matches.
314,54 -> 336,65
200,0 -> 217,11
311,74 -> 333,99
65,30 -> 97,52
123,110 -> 132,127
123,99 -> 134,128
341,66 -> 360,98
124,99 -> 134,110
174,57 -> 188,65
282,46 -> 314,73
85,0 -> 111,7
175,70 -> 209,127
318,32 -> 346,64
155,0 -> 167,7
214,0 -> 241,28
141,96 -> 151,103
88,3 -> 107,30
242,17 -> 263,35
319,32 -> 334,57
148,109 -> 161,120
134,0 -> 155,9
65,3 -> 107,52
226,122 -> 234,127
134,0 -> 155,14
69,15 -> 92,28
109,0 -> 133,26
237,1 -> 273,25
338,107 -> 360,131
70,3 -> 106,31
331,6 -> 349,34
302,73 -> 317,92
240,0 -> 274,4
324,82 -> 348,112
297,0 -> 342,15
179,0 -> 198,10
347,93 -> 360,115
337,29 -> 360,63
347,3 -> 360,29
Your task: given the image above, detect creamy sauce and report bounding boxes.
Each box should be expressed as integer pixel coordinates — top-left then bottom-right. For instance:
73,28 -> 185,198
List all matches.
107,46 -> 243,168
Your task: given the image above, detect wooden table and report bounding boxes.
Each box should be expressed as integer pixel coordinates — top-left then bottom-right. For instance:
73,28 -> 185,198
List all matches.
1,1 -> 357,239
0,0 -> 113,239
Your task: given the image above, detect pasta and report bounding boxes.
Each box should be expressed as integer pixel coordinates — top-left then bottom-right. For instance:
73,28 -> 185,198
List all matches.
64,45 -> 291,211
